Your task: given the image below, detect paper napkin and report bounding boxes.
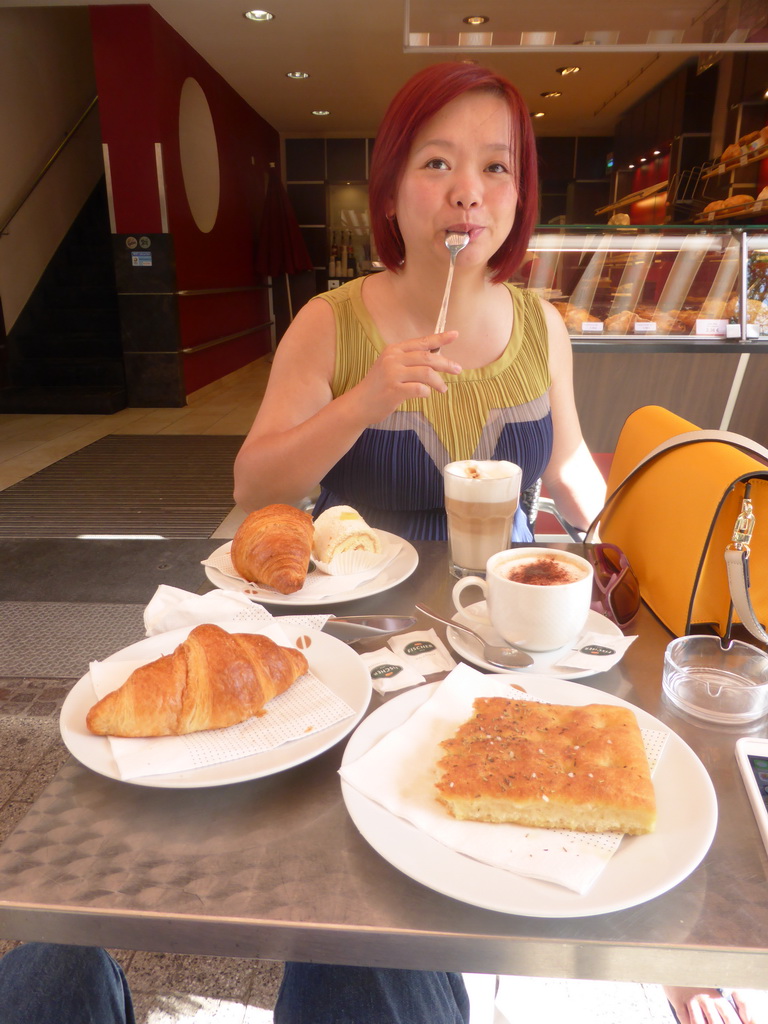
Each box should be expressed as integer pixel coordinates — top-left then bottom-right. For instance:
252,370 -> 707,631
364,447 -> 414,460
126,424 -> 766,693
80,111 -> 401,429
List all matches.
142,584 -> 330,636
339,663 -> 667,894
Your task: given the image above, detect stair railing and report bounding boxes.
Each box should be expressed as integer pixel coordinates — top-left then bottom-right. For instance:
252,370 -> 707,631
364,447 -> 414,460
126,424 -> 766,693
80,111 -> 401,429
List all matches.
0,96 -> 99,239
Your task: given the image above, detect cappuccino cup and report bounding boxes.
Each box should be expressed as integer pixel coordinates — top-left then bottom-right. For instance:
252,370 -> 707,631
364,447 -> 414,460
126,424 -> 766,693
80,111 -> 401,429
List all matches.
452,547 -> 593,652
443,460 -> 522,578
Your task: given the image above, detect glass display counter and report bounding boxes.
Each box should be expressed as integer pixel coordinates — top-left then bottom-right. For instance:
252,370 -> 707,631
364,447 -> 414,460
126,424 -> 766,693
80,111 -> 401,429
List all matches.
520,225 -> 768,341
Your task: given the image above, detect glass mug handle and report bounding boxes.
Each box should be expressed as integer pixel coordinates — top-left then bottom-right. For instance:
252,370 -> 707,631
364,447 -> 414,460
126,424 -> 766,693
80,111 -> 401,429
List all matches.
451,576 -> 492,625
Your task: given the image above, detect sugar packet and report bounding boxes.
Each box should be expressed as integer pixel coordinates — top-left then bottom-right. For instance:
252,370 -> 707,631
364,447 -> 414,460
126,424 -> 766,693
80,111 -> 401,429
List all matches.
386,629 -> 457,675
358,649 -> 425,695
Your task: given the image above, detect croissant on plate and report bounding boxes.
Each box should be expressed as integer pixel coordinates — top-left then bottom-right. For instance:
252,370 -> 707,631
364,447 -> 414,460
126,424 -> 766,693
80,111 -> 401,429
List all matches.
86,623 -> 308,737
231,503 -> 313,594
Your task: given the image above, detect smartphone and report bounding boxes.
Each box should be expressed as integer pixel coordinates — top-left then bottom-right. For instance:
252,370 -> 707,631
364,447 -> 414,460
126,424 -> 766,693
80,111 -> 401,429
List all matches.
735,737 -> 768,858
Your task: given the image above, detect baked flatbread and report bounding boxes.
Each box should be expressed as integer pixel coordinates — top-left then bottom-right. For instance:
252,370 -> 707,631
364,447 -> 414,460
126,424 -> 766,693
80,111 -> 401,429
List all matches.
435,697 -> 656,835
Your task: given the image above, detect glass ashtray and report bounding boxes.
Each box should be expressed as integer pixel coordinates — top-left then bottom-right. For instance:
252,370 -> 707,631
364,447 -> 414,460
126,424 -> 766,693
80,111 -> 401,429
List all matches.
662,635 -> 768,724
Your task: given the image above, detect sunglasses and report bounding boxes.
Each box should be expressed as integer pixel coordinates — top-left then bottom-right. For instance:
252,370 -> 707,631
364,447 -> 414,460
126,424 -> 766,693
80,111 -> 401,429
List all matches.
584,542 -> 640,628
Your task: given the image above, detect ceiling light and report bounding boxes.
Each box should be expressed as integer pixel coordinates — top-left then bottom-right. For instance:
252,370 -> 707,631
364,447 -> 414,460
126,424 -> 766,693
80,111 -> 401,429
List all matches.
640,157 -> 647,162
532,111 -> 545,118
540,91 -> 562,98
556,66 -> 580,75
244,9 -> 274,21
463,15 -> 489,25
628,163 -> 635,169
653,150 -> 661,155
286,71 -> 309,79
312,109 -> 330,116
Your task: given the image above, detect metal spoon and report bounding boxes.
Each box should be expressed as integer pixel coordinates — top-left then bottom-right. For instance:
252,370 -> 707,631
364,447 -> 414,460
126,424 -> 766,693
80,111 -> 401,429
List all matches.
415,603 -> 534,670
430,231 -> 470,351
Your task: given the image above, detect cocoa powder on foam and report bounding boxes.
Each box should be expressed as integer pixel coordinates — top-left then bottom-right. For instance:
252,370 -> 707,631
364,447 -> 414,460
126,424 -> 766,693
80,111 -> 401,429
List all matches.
504,557 -> 582,586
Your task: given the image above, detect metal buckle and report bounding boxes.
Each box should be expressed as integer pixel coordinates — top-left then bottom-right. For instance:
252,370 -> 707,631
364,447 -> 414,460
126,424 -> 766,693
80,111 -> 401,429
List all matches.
729,497 -> 755,551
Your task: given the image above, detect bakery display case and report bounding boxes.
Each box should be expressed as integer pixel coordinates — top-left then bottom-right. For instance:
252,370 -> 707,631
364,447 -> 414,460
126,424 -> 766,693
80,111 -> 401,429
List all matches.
521,225 -> 768,341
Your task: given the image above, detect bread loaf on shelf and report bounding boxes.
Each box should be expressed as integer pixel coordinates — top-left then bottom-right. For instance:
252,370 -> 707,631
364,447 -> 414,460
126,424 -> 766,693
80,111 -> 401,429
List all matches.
720,144 -> 741,163
231,504 -> 313,594
723,194 -> 754,209
86,624 -> 308,737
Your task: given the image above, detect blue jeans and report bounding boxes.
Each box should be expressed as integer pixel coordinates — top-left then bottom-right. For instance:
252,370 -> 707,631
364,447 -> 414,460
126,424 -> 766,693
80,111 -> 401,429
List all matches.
0,945 -> 468,1024
0,943 -> 135,1024
274,962 -> 470,1024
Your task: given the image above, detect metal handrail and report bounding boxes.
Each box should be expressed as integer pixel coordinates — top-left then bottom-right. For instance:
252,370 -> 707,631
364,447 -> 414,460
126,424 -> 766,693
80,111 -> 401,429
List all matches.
0,95 -> 99,238
181,321 -> 274,354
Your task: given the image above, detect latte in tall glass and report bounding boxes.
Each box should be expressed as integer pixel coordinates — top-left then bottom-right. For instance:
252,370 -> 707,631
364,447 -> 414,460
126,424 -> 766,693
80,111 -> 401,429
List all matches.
443,460 -> 522,578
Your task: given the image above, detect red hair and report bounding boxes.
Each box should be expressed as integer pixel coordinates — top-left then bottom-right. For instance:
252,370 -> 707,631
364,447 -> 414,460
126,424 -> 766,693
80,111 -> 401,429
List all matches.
369,63 -> 539,284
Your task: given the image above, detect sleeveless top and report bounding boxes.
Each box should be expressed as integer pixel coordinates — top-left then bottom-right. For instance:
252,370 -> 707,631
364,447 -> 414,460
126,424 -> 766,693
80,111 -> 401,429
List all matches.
313,277 -> 553,542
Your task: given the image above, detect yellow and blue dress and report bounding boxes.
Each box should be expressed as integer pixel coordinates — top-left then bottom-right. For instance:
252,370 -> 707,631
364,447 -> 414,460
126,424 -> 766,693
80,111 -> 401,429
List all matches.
313,277 -> 553,541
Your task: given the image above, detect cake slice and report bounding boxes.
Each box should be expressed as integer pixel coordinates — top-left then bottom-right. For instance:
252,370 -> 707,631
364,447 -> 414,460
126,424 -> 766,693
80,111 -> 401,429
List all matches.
312,505 -> 381,563
435,697 -> 656,835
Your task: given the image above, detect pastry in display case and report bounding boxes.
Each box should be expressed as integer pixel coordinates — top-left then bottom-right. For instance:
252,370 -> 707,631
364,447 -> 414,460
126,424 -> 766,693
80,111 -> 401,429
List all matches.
521,226 -> 768,340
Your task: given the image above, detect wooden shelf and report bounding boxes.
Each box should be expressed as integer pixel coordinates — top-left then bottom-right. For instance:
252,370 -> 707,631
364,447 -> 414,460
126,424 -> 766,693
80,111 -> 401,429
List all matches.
595,180 -> 668,215
694,198 -> 768,223
701,143 -> 768,180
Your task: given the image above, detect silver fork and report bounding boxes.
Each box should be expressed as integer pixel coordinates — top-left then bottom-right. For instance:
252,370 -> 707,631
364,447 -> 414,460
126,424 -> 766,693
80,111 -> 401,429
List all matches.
434,231 -> 470,334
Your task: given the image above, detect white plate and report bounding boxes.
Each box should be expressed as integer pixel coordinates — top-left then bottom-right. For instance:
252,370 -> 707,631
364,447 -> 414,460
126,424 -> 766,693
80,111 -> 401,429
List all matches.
204,531 -> 418,607
448,603 -> 623,679
341,679 -> 717,918
60,624 -> 372,788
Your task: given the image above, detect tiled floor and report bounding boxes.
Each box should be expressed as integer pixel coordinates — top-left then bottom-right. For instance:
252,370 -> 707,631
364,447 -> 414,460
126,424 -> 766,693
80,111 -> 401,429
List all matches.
0,355 -> 683,1022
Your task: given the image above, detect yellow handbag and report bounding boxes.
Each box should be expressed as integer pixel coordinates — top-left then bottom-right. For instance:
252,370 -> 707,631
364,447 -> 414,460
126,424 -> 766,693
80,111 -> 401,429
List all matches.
587,405 -> 768,642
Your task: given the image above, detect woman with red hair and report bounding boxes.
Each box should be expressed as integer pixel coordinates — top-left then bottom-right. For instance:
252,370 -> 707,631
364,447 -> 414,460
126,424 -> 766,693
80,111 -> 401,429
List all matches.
235,62 -> 605,542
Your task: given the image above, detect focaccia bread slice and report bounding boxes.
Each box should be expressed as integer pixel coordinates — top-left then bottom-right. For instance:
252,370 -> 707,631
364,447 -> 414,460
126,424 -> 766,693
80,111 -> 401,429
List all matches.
435,697 -> 656,835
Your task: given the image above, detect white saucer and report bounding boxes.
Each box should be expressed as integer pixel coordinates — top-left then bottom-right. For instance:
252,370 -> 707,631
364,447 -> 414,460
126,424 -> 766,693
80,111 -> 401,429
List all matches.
448,603 -> 623,679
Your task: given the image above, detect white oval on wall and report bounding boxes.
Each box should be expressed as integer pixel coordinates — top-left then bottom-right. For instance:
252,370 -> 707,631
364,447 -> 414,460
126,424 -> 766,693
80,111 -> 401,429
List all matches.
178,77 -> 220,233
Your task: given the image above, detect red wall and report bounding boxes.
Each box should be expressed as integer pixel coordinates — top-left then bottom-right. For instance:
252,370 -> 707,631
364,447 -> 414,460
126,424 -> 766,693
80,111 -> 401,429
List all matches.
90,5 -> 279,394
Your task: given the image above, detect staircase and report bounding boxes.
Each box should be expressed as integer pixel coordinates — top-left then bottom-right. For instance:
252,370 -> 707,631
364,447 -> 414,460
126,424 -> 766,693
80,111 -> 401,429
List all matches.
0,179 -> 127,414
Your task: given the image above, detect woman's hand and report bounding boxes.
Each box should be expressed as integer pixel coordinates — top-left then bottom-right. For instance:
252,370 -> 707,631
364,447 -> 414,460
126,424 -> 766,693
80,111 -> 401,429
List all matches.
665,987 -> 768,1024
348,330 -> 462,424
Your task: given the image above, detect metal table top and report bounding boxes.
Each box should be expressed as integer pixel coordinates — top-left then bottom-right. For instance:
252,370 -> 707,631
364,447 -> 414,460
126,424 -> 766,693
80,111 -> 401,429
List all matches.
0,541 -> 766,987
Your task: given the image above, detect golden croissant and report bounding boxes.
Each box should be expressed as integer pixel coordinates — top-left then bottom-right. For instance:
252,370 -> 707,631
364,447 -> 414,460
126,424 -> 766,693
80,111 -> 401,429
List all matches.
86,624 -> 308,737
231,503 -> 313,594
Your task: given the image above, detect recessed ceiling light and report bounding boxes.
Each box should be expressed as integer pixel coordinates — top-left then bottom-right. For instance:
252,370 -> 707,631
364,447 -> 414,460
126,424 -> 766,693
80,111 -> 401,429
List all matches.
244,9 -> 274,21
556,65 -> 581,75
540,91 -> 562,98
532,111 -> 545,118
463,15 -> 489,25
628,163 -> 635,169
653,149 -> 661,155
286,71 -> 309,79
312,110 -> 330,116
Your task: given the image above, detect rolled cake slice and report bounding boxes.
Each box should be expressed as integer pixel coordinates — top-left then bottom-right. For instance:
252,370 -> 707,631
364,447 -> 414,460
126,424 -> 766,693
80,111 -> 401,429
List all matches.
312,505 -> 381,563
435,697 -> 656,835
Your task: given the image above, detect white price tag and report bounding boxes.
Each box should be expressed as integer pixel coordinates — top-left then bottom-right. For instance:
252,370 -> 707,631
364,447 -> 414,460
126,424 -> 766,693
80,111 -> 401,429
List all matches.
695,318 -> 728,337
634,321 -> 657,333
580,321 -> 604,333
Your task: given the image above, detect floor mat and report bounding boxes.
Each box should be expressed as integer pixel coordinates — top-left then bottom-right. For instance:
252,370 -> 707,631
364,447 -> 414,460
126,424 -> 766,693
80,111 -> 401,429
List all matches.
0,435 -> 244,538
0,601 -> 146,678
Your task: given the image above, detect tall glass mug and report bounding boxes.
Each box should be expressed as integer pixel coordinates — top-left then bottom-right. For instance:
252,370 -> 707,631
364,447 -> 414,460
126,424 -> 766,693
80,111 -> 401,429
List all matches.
443,460 -> 522,578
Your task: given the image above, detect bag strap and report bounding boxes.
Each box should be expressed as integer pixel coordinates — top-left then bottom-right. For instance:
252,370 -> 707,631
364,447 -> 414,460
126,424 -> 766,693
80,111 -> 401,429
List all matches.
586,427 -> 768,642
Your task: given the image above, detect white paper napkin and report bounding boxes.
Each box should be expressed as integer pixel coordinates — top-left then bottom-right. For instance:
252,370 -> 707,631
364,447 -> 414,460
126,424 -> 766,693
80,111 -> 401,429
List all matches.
89,618 -> 355,780
142,584 -> 330,636
202,539 -> 402,601
339,663 -> 667,894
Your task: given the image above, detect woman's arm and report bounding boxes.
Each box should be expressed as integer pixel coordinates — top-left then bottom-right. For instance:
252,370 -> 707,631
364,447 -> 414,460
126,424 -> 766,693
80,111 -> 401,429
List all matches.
233,295 -> 461,511
539,300 -> 606,532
